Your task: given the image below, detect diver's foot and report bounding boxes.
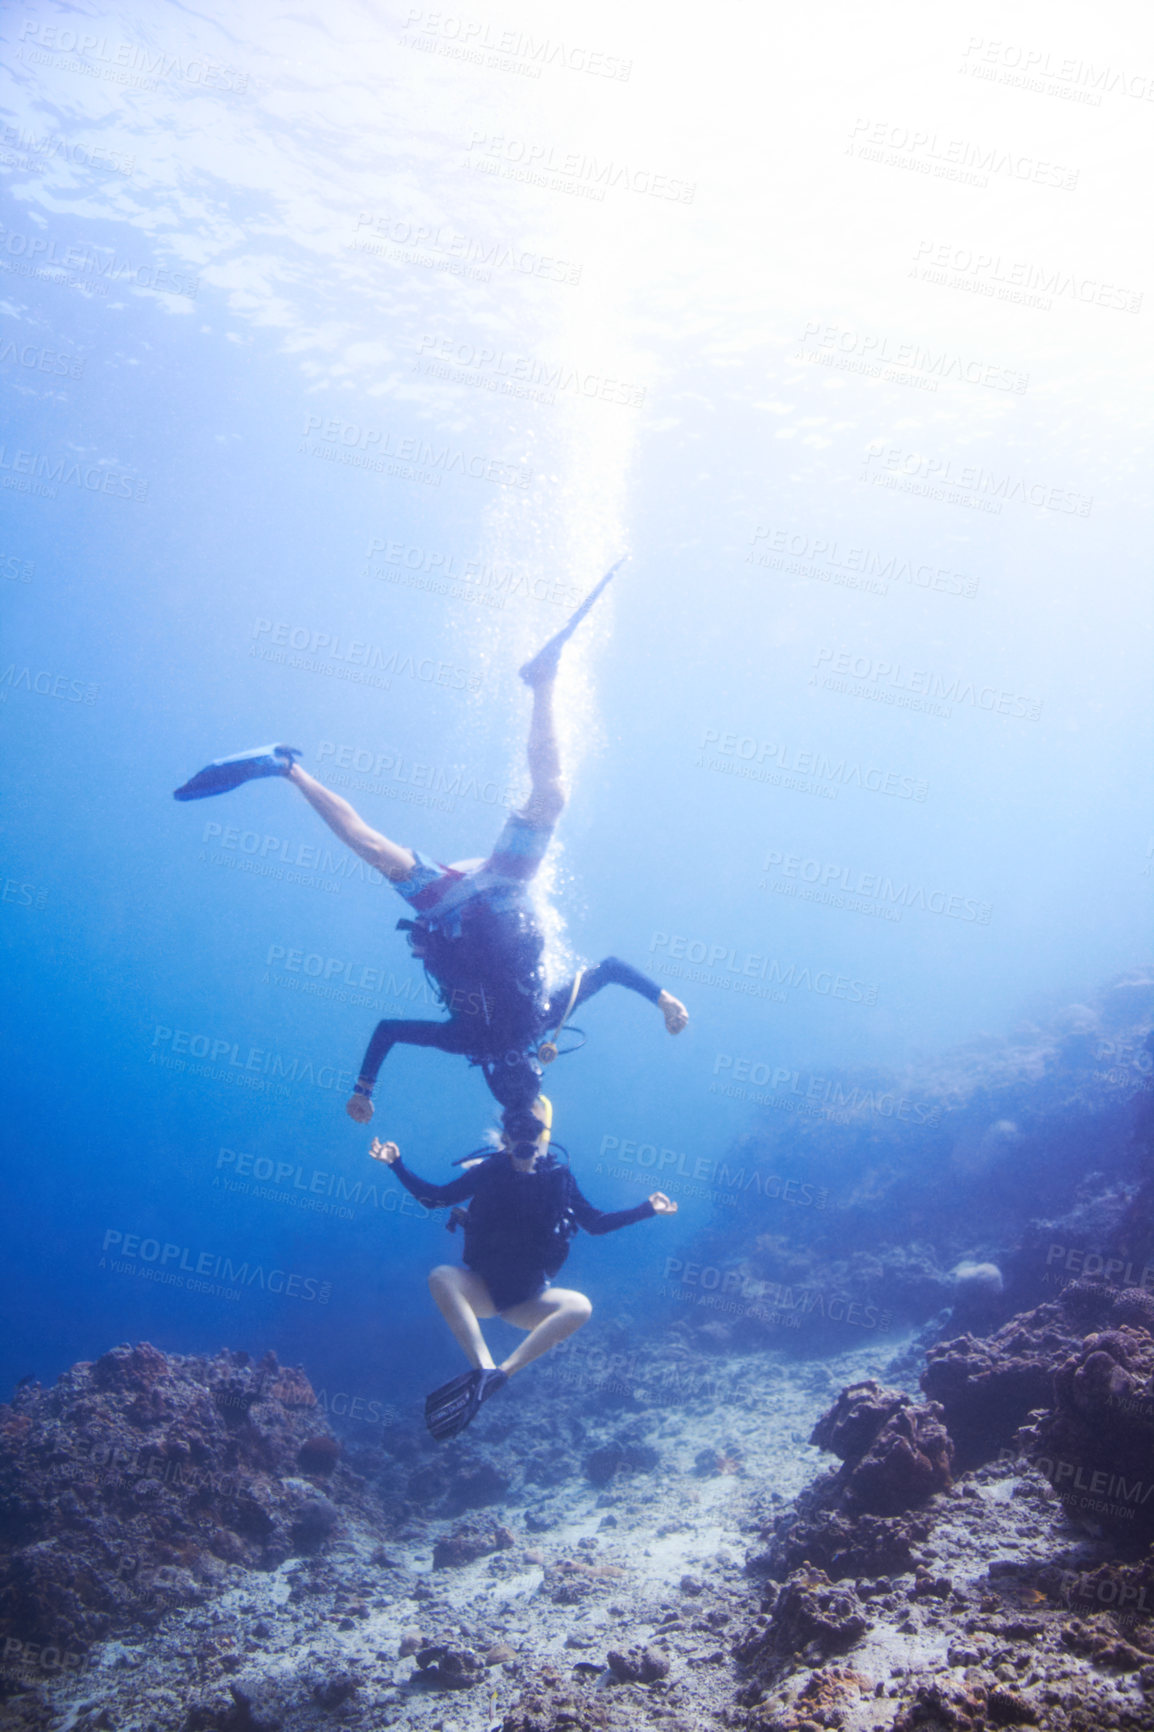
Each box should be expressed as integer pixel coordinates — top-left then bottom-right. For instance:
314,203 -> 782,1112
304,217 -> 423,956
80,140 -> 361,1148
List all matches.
425,1367 -> 508,1440
173,743 -> 301,802
346,1084 -> 374,1124
658,991 -> 689,1035
518,638 -> 565,688
518,557 -> 625,687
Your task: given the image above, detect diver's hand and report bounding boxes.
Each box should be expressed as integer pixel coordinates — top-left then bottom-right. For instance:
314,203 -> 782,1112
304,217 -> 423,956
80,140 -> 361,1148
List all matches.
346,1089 -> 374,1124
658,991 -> 689,1034
369,1138 -> 400,1165
649,1192 -> 678,1214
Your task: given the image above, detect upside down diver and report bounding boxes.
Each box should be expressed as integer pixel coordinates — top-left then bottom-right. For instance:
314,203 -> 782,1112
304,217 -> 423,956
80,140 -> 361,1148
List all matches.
173,562 -> 688,1125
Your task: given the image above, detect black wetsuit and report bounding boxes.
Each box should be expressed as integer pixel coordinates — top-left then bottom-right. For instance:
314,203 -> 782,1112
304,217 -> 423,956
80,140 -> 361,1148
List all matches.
359,952 -> 665,1113
390,1150 -> 656,1311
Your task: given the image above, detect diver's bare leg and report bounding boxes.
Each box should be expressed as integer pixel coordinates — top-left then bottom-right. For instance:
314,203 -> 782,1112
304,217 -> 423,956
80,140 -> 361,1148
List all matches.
515,560 -> 622,820
520,673 -> 564,827
497,1288 -> 592,1375
428,1265 -> 500,1369
286,762 -> 415,882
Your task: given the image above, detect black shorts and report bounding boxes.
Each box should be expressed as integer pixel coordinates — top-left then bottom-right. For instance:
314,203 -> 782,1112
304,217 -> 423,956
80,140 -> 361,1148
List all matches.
468,1261 -> 549,1313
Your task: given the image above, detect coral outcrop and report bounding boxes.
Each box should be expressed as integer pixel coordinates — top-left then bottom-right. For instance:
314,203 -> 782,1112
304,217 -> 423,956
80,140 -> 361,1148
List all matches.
735,1565 -> 869,1692
808,1380 -> 953,1514
921,1305 -> 1083,1471
430,1519 -> 515,1569
0,1344 -> 383,1654
751,1381 -> 951,1583
410,1643 -> 485,1689
1018,1326 -> 1154,1547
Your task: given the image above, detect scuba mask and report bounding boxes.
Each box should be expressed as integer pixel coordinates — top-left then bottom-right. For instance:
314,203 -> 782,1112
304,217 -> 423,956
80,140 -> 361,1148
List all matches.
504,1093 -> 553,1160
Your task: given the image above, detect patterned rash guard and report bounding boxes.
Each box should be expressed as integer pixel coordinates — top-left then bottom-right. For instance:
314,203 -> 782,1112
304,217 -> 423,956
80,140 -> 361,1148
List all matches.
397,811 -> 554,937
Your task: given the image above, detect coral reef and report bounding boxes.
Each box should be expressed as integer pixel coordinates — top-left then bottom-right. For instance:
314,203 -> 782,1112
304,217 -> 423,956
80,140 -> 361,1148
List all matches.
673,973 -> 1154,1355
756,1505 -> 931,1583
1019,1326 -> 1154,1546
921,1305 -> 1084,1471
4,1324 -> 1154,1731
0,1344 -> 383,1655
498,1666 -> 611,1731
1113,1289 -> 1154,1332
890,1677 -> 1040,1729
751,1381 -> 950,1584
808,1380 -> 953,1514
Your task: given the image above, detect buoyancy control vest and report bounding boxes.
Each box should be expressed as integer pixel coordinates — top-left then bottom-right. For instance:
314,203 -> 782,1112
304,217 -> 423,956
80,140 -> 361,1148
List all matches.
460,1152 -> 578,1278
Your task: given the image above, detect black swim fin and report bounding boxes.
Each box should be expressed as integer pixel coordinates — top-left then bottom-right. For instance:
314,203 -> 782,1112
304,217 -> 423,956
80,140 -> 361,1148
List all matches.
173,743 -> 302,802
424,1367 -> 508,1441
519,557 -> 625,686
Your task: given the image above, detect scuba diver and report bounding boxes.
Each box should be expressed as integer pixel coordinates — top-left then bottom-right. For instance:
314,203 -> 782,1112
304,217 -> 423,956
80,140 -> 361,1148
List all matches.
368,1094 -> 677,1439
174,562 -> 689,1121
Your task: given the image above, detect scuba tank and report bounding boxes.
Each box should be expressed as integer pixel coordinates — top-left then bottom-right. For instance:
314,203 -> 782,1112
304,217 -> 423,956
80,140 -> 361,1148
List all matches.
399,900 -> 548,1036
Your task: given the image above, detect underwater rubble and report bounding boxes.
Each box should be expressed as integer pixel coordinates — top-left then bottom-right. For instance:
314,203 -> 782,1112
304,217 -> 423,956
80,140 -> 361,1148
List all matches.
0,1306 -> 1153,1731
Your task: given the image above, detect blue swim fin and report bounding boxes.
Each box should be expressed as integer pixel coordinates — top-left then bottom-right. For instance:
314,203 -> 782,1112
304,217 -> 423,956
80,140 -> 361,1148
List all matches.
519,557 -> 625,687
173,743 -> 302,802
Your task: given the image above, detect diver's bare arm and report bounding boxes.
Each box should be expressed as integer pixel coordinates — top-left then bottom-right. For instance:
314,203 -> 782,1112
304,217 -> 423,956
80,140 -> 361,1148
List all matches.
287,764 -> 415,881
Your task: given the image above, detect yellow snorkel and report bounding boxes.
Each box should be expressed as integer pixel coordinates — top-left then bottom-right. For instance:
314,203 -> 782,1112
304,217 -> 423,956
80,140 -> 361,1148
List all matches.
504,1093 -> 553,1167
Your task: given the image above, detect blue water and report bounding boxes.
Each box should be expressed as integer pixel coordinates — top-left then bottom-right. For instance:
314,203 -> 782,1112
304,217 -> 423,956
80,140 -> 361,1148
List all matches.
1,2 -> 1151,1407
